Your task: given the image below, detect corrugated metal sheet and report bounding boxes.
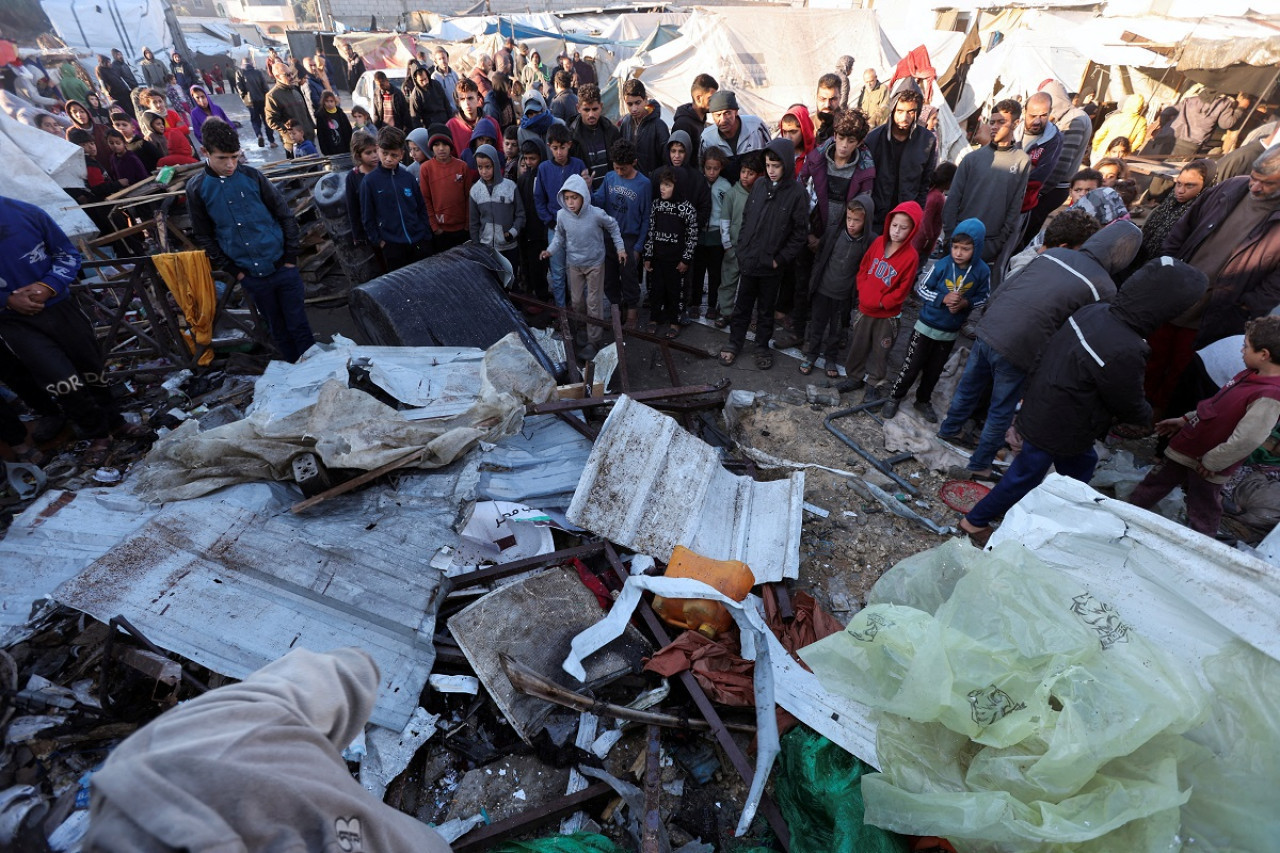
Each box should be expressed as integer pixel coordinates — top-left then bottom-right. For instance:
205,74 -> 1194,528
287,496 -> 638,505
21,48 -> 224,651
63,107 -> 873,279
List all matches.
567,396 -> 803,583
476,415 -> 594,513
49,484 -> 457,730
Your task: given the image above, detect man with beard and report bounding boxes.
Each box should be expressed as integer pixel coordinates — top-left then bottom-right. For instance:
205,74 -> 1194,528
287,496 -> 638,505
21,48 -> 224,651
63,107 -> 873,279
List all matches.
671,74 -> 718,166
864,85 -> 937,233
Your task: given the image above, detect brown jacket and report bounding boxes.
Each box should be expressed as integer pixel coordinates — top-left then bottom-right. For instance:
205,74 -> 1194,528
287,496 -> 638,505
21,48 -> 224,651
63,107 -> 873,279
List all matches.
264,81 -> 316,145
1163,176 -> 1280,346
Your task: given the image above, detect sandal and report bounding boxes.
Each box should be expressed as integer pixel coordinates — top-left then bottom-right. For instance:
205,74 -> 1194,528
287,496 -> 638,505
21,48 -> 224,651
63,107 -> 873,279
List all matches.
826,366 -> 841,379
713,316 -> 729,329
643,321 -> 658,335
799,360 -> 814,375
82,438 -> 112,468
719,350 -> 737,366
664,325 -> 680,340
755,352 -> 774,370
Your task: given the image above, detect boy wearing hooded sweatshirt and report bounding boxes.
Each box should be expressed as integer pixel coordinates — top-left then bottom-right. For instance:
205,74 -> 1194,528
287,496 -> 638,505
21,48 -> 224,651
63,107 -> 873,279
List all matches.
956,257 -> 1208,543
620,79 -> 670,177
644,168 -> 699,337
469,143 -> 525,276
716,150 -> 765,327
883,219 -> 989,421
664,129 -> 712,320
801,194 -> 874,377
404,126 -> 431,179
842,200 -> 923,399
540,174 -> 626,356
721,139 -> 808,370
518,89 -> 566,149
535,123 -> 587,305
420,123 -> 472,251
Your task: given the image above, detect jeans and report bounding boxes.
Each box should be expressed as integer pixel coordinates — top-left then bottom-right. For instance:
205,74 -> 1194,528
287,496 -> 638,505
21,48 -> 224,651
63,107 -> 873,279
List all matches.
548,242 -> 567,306
966,439 -> 1098,527
938,339 -> 1026,472
247,101 -> 275,143
240,266 -> 315,362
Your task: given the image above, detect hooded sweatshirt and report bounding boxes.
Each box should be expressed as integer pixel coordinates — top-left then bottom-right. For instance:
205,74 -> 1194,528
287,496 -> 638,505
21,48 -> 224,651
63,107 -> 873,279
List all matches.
942,135 -> 1030,262
405,127 -> 432,178
810,192 -> 874,300
592,167 -> 651,251
0,197 -> 81,310
864,85 -> 939,226
59,63 -> 91,106
314,99 -> 354,156
780,105 -> 816,175
856,200 -> 922,317
1018,256 -> 1207,456
644,185 -> 698,265
671,102 -> 707,164
799,135 -> 876,234
534,145 -> 587,226
1040,80 -> 1093,189
469,142 -> 524,251
978,220 -> 1141,373
1016,115 -> 1063,211
464,116 -> 502,172
916,218 -> 990,336
1091,94 -> 1147,162
664,129 -> 711,229
188,85 -> 231,145
408,69 -> 451,128
517,90 -> 566,149
84,648 -> 453,853
546,173 -> 625,267
419,126 -> 472,234
735,138 -> 809,277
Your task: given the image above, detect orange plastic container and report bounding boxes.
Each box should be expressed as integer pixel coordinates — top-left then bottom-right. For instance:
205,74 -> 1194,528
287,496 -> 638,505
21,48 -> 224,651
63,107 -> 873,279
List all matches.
651,545 -> 756,639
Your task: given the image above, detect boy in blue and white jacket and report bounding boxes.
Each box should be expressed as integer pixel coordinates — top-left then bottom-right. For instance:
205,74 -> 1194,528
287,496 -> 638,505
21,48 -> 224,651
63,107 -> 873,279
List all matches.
882,217 -> 990,422
592,139 -> 650,326
540,174 -> 625,356
359,126 -> 433,273
469,143 -> 525,282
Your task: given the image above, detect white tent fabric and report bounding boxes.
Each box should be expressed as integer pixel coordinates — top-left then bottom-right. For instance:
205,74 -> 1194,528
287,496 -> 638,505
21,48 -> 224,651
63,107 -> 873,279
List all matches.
0,105 -> 95,239
597,12 -> 692,43
619,8 -> 900,127
40,0 -> 170,72
953,30 -> 1090,122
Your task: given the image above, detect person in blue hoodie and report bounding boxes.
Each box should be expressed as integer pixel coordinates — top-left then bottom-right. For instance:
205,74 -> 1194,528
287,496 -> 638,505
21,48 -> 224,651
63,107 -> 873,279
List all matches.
881,218 -> 989,422
358,126 -> 433,272
592,139 -> 651,327
534,123 -> 587,306
464,116 -> 502,175
189,119 -> 315,364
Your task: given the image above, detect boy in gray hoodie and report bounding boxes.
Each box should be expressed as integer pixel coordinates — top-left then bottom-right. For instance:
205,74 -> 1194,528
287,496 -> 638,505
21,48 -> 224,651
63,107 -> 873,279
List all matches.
541,173 -> 626,357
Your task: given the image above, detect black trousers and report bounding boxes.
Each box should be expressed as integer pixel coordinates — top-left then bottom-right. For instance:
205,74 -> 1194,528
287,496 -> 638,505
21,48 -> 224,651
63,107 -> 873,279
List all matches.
728,272 -> 781,353
0,341 -> 61,419
433,230 -> 469,252
648,259 -> 683,325
888,329 -> 956,404
688,244 -> 724,315
804,293 -> 852,364
381,240 -> 432,272
519,238 -> 549,298
0,299 -> 118,439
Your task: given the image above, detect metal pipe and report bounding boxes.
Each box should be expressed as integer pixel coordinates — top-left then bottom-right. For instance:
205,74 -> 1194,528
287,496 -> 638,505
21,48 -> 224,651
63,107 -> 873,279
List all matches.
823,403 -> 918,495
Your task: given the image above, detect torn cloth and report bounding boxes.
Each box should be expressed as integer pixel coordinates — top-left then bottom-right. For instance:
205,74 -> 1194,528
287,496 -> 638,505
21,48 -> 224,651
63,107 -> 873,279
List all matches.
152,251 -> 217,367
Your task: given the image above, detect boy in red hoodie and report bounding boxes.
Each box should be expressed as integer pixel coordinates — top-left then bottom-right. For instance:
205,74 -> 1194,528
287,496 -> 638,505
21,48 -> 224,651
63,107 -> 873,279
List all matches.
839,201 -> 922,402
419,123 -> 473,251
1131,316 -> 1280,537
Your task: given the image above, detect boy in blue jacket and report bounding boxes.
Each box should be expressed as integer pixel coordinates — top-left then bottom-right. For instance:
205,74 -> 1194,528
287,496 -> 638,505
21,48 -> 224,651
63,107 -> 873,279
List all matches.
592,139 -> 650,327
534,123 -> 587,306
882,218 -> 989,421
189,118 -> 315,363
359,126 -> 433,272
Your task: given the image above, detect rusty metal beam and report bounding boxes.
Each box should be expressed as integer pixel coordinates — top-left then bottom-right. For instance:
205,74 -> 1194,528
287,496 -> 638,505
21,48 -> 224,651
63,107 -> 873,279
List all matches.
452,782 -> 615,852
526,380 -> 729,416
642,725 -> 663,853
508,292 -> 713,359
446,542 -> 606,590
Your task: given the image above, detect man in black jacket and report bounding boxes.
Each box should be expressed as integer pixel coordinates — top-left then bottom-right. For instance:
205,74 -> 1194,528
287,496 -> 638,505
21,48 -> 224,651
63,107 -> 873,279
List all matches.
958,257 -> 1207,542
236,56 -> 275,148
671,73 -> 718,166
407,65 -> 450,129
569,83 -> 620,191
864,85 -> 937,234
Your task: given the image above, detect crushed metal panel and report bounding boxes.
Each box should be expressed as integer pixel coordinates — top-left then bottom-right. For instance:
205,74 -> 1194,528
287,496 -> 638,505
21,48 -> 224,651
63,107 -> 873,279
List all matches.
566,396 -> 803,583
476,415 -> 594,513
53,490 -> 454,730
448,568 -> 650,743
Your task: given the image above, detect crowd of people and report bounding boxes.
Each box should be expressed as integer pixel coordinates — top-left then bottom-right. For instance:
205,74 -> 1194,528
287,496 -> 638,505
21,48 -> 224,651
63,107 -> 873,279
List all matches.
3,40 -> 1280,541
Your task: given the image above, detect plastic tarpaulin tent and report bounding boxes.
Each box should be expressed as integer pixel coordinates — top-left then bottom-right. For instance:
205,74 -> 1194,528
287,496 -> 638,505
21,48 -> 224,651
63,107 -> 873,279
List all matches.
620,8 -> 900,125
0,105 -> 95,238
40,0 -> 169,68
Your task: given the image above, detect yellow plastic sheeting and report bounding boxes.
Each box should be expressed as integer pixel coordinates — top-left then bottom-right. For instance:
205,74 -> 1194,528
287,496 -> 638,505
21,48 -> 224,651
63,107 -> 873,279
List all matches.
152,251 -> 217,366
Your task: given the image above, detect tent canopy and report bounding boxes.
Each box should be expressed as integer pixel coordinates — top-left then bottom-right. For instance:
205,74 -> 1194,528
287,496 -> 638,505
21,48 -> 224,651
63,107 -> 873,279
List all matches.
621,7 -> 899,126
40,0 -> 170,67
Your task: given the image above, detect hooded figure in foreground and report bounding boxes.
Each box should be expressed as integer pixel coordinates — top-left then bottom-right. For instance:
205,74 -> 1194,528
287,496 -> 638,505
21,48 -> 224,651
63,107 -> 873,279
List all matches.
959,256 -> 1208,540
85,648 -> 454,852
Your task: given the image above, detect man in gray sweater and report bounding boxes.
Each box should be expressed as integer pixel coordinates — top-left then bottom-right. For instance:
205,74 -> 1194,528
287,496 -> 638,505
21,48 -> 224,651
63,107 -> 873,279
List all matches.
943,99 -> 1029,284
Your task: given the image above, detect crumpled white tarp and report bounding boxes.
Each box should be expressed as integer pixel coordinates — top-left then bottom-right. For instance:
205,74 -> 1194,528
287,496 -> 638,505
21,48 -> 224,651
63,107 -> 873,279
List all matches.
134,333 -> 554,501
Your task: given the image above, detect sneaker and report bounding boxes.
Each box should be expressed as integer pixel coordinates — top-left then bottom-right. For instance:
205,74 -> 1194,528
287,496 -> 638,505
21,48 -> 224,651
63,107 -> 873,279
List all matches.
913,401 -> 938,423
705,307 -> 721,322
863,384 -> 886,403
880,398 -> 900,418
835,377 -> 865,394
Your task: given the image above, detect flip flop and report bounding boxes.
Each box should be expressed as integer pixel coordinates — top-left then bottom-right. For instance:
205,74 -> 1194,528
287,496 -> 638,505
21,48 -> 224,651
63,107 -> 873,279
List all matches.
665,325 -> 680,339
719,350 -> 737,366
799,360 -> 814,375
826,366 -> 840,379
755,353 -> 774,370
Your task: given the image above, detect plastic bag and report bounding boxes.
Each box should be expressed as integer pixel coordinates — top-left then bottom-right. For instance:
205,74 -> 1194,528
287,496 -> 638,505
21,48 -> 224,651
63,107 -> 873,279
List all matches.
771,726 -> 906,853
800,539 -> 1211,852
